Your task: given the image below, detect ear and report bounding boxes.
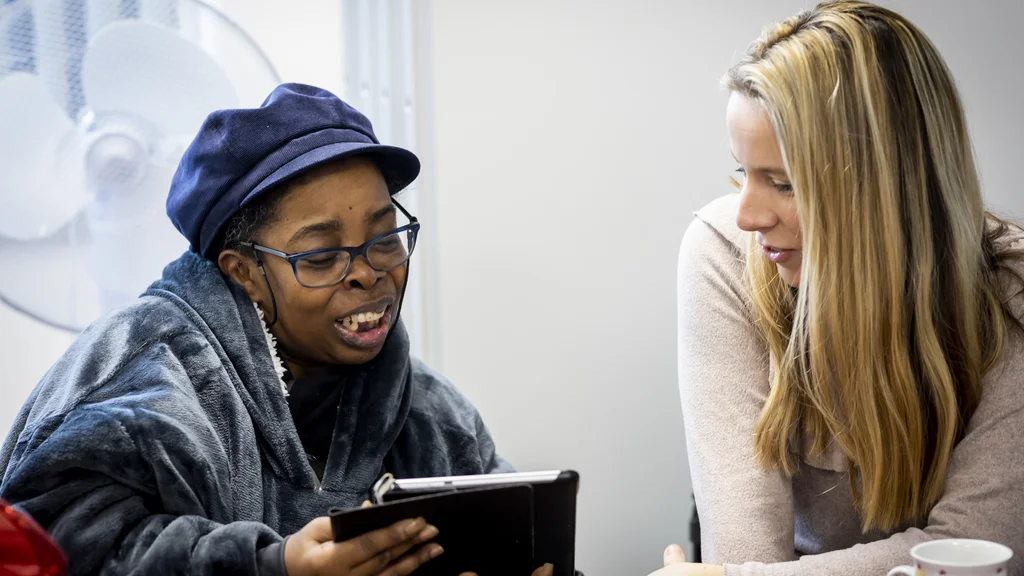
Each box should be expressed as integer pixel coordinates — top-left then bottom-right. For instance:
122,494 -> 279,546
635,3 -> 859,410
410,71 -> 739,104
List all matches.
218,249 -> 266,304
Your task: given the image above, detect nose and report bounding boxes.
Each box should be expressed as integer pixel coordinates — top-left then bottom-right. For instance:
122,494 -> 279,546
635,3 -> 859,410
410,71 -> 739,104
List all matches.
344,254 -> 384,290
736,182 -> 779,233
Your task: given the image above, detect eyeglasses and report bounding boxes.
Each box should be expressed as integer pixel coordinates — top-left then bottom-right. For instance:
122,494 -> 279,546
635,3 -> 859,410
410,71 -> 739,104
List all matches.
242,200 -> 420,288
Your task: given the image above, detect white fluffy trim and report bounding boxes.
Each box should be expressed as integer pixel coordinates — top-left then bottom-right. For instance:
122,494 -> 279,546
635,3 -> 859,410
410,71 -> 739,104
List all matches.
254,303 -> 289,397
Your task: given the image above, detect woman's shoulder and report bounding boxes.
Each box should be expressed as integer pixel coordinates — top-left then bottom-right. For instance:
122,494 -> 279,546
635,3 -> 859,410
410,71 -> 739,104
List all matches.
17,295 -> 206,426
2,295 -> 225,485
990,218 -> 1024,320
678,194 -> 750,301
691,193 -> 748,252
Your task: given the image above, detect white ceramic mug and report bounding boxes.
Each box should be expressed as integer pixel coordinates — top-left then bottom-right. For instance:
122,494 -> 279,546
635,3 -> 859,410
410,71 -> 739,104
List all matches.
888,539 -> 1013,576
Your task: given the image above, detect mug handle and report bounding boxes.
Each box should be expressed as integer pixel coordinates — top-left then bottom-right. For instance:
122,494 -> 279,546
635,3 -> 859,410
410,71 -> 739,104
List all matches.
887,567 -> 917,576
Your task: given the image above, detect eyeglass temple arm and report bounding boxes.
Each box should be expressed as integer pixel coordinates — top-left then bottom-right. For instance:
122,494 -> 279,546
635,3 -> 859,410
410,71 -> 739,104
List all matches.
237,243 -> 281,328
392,198 -> 418,223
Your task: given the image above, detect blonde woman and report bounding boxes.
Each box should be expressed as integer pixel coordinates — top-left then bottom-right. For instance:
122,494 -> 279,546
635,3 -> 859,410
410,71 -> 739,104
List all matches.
655,2 -> 1024,575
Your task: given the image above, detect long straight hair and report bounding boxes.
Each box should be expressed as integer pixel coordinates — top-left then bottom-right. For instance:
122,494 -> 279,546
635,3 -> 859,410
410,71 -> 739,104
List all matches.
725,1 -> 1022,532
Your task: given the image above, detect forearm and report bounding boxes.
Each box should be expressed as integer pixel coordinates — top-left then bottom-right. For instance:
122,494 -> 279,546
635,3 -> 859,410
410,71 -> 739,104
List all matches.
677,217 -> 796,565
721,527 -> 931,576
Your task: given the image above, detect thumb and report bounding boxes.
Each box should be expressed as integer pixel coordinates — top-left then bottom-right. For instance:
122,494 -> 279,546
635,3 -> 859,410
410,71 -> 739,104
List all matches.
299,516 -> 335,544
532,564 -> 554,576
664,544 -> 686,566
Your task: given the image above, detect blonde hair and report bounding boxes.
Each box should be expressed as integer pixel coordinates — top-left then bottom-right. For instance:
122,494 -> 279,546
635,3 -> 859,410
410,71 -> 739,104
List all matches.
725,1 -> 1022,531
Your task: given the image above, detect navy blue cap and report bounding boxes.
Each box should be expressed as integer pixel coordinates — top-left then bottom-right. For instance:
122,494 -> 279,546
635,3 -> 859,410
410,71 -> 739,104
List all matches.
166,83 -> 420,258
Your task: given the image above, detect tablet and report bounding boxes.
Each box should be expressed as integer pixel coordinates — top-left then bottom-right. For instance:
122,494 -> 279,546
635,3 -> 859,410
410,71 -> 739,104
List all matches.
332,483 -> 535,576
375,470 -> 579,576
374,470 -> 571,499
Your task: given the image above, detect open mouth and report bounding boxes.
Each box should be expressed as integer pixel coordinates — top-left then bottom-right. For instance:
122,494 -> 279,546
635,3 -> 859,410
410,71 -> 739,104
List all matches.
761,244 -> 794,264
338,309 -> 386,332
334,305 -> 392,349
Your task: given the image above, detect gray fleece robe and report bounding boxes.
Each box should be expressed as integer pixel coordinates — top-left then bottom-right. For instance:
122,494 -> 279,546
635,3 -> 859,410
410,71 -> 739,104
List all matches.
0,252 -> 510,575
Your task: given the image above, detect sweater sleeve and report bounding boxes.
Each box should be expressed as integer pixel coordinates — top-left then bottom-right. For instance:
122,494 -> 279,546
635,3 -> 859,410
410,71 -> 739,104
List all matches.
677,213 -> 796,567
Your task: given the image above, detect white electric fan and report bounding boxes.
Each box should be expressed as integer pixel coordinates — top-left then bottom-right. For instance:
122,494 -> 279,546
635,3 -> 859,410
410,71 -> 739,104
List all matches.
0,0 -> 280,331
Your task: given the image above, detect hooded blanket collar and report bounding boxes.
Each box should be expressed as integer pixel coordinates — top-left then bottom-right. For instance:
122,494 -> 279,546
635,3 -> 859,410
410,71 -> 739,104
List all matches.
144,252 -> 413,496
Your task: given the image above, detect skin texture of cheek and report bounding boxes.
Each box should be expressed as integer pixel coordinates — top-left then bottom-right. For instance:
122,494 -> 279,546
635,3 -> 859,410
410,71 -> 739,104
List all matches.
727,92 -> 803,289
776,203 -> 802,287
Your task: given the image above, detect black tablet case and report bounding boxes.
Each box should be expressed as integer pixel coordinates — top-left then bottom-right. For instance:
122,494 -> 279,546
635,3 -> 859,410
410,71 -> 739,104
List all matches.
330,484 -> 535,576
332,470 -> 580,576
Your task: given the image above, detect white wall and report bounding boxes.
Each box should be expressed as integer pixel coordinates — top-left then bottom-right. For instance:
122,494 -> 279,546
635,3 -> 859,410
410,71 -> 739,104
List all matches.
214,0 -> 343,97
426,1 -> 1024,574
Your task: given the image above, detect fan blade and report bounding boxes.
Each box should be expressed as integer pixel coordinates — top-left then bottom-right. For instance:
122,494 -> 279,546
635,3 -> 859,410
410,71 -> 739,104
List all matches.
84,160 -> 186,301
81,20 -> 239,138
0,72 -> 91,241
0,230 -> 100,331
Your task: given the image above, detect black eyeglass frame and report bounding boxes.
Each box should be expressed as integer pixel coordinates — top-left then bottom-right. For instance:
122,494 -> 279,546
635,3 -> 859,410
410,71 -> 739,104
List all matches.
240,199 -> 420,288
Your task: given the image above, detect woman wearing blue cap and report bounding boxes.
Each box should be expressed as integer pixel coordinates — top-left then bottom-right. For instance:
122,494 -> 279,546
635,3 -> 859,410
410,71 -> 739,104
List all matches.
0,84 -> 545,576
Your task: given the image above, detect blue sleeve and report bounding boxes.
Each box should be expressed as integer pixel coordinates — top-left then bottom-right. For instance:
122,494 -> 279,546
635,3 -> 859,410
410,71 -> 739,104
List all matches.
256,539 -> 289,576
399,358 -> 515,476
475,410 -> 515,474
1,387 -> 283,576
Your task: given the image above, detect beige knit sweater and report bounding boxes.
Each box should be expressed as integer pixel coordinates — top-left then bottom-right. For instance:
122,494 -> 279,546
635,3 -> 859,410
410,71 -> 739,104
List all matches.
677,194 -> 1024,576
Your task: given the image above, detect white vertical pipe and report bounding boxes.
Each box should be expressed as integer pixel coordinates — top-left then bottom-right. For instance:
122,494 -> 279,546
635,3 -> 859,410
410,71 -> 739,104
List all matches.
341,0 -> 430,359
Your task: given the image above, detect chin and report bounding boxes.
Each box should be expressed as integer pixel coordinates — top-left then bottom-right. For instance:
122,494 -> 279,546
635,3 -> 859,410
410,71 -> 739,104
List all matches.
778,266 -> 801,288
332,345 -> 385,366
329,315 -> 394,365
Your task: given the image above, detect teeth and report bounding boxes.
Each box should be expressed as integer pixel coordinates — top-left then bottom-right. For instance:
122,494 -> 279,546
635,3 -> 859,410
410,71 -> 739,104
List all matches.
339,309 -> 385,331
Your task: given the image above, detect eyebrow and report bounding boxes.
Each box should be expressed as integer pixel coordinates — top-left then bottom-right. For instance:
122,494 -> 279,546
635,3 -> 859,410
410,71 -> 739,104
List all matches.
366,204 -> 396,225
287,204 -> 397,244
288,220 -> 341,243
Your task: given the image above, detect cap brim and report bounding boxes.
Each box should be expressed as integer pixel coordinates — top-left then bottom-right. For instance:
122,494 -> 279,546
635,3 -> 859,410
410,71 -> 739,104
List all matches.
244,140 -> 421,206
